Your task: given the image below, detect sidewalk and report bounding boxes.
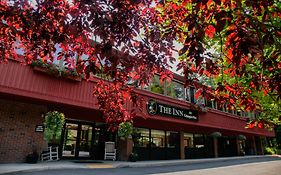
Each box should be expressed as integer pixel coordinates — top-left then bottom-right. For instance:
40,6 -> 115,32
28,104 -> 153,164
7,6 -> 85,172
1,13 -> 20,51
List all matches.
0,155 -> 279,174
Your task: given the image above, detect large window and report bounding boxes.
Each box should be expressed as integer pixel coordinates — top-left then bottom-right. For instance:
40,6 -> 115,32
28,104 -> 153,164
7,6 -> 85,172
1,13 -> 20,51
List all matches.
148,76 -> 165,95
151,129 -> 165,148
184,133 -> 194,148
194,134 -> 205,148
133,128 -> 150,147
167,81 -> 185,100
166,131 -> 179,148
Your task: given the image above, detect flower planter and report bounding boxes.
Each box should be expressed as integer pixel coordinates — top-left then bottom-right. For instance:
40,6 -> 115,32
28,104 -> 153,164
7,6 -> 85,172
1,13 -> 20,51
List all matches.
33,66 -> 81,82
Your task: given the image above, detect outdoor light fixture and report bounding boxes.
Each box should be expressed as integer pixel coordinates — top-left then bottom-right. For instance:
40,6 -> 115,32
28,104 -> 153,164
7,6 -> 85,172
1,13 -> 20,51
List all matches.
210,132 -> 222,138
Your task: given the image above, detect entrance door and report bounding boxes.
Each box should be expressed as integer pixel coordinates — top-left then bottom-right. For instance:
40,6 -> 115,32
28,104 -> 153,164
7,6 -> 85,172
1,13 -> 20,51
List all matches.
78,124 -> 93,158
62,123 -> 79,157
92,122 -> 116,160
61,121 -> 115,159
62,122 -> 94,158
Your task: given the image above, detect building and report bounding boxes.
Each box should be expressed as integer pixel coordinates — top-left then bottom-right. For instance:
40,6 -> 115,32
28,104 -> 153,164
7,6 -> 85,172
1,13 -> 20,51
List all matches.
0,60 -> 275,163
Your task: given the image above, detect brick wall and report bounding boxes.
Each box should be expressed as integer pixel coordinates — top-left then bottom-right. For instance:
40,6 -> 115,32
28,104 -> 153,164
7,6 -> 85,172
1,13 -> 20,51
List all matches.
0,99 -> 47,163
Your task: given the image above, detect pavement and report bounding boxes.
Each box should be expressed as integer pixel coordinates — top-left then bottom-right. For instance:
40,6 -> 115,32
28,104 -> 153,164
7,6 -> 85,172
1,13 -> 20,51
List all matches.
0,155 -> 280,174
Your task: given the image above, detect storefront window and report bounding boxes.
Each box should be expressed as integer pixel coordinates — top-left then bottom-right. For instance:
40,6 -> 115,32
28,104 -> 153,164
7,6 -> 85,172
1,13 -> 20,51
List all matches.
166,131 -> 179,148
167,81 -> 185,100
194,134 -> 205,148
151,129 -> 165,148
132,128 -> 150,147
184,133 -> 194,148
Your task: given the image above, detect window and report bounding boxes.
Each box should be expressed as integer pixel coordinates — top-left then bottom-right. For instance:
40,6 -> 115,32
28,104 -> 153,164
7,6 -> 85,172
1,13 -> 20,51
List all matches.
132,128 -> 150,147
206,99 -> 213,108
148,76 -> 165,95
184,133 -> 194,148
194,134 -> 205,148
167,81 -> 185,100
185,87 -> 190,101
151,129 -> 165,148
189,87 -> 195,103
237,110 -> 242,117
217,103 -> 223,111
166,131 -> 179,148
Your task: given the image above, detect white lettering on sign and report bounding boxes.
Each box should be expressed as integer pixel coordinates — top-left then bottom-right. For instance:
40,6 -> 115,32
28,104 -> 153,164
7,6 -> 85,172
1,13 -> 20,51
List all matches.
183,114 -> 197,120
172,108 -> 184,117
159,105 -> 172,114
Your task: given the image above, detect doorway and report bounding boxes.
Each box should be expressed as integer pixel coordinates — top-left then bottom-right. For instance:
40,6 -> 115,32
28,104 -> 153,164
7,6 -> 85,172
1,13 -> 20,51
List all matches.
61,120 -> 116,159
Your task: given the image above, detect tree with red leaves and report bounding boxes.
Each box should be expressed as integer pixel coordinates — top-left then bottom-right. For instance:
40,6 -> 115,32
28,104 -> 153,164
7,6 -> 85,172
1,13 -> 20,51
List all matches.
1,0 -> 280,129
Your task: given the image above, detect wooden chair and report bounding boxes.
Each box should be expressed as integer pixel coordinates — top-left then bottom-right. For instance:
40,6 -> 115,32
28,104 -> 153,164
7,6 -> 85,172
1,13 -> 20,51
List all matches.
104,142 -> 116,161
41,146 -> 59,161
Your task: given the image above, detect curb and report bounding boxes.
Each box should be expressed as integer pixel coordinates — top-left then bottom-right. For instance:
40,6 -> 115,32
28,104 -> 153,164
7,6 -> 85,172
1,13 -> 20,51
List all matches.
0,166 -> 87,175
112,155 -> 272,168
0,155 -> 277,174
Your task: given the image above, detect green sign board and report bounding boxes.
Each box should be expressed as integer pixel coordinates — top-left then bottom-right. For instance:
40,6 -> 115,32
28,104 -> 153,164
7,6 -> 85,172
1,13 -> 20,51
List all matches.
147,99 -> 198,121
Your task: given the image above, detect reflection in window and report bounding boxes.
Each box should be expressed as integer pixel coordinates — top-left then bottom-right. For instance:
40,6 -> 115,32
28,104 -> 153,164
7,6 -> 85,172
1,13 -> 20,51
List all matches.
194,134 -> 205,148
132,128 -> 150,147
184,133 -> 194,148
151,129 -> 165,148
195,89 -> 205,106
166,131 -> 179,148
149,76 -> 165,95
167,81 -> 185,100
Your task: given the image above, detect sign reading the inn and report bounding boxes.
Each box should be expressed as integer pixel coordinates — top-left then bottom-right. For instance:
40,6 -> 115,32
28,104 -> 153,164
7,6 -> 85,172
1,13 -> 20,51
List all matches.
147,99 -> 198,121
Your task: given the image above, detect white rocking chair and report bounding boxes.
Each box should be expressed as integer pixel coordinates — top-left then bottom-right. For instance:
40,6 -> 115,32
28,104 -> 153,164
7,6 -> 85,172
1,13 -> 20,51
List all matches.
104,142 -> 116,161
41,146 -> 59,161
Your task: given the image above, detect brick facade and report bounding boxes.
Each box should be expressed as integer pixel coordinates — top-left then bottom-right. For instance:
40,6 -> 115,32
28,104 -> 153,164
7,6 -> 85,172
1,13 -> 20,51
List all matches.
0,99 -> 47,163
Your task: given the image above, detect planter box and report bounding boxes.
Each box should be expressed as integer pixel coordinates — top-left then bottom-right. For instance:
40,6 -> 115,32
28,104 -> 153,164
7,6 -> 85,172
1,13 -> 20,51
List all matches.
33,66 -> 81,82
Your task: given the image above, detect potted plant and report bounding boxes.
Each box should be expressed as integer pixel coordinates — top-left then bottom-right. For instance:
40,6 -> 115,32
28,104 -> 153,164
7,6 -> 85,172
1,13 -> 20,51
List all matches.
118,122 -> 133,139
26,151 -> 39,164
25,145 -> 39,163
44,111 -> 65,146
128,152 -> 138,162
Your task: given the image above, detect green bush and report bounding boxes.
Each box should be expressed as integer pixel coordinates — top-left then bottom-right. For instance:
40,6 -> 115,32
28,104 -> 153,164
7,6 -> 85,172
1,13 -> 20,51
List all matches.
118,122 -> 133,138
264,147 -> 276,155
44,111 -> 65,144
128,152 -> 138,162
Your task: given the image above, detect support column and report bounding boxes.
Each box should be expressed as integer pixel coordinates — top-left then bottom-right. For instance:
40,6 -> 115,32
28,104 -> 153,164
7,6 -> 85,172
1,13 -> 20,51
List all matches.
118,138 -> 133,161
213,137 -> 218,158
260,137 -> 265,155
255,136 -> 264,155
236,137 -> 241,156
252,136 -> 257,155
180,131 -> 185,159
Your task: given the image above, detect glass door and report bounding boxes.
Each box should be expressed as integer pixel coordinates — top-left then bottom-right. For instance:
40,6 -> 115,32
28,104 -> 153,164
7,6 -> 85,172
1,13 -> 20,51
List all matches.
62,123 -> 78,157
61,121 -> 114,159
78,125 -> 93,158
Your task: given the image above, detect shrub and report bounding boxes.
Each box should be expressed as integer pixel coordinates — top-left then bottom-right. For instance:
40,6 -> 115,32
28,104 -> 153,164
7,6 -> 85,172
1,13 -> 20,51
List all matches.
264,147 -> 276,155
44,111 -> 65,144
128,152 -> 138,162
118,122 -> 133,138
26,152 -> 39,164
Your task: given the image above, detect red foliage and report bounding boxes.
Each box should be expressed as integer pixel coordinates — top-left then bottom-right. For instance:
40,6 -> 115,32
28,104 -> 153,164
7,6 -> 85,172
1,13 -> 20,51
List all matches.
1,0 -> 280,128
